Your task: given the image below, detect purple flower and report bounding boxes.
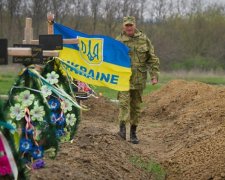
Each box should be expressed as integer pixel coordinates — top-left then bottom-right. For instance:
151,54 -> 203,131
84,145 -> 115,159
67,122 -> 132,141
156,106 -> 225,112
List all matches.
19,138 -> 33,152
48,99 -> 60,111
32,159 -> 45,169
32,146 -> 44,159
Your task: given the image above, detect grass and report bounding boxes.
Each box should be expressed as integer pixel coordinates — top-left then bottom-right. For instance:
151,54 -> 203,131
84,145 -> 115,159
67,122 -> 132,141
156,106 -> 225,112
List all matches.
161,70 -> 225,84
0,76 -> 16,94
93,83 -> 162,100
130,155 -> 166,180
93,86 -> 118,99
1,66 -> 225,98
144,83 -> 162,95
0,65 -> 22,95
94,71 -> 225,99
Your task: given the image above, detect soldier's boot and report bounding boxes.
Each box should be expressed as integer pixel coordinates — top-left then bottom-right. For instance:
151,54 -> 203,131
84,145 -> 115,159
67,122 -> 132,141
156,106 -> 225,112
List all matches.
118,122 -> 126,140
130,125 -> 139,144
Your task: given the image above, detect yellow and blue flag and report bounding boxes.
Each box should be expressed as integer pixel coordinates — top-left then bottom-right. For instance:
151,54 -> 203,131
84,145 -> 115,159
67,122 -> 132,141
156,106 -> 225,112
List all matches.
54,23 -> 131,91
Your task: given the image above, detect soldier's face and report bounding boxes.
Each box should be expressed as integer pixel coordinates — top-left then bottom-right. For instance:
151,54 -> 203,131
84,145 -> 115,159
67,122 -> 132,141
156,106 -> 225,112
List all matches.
123,24 -> 136,37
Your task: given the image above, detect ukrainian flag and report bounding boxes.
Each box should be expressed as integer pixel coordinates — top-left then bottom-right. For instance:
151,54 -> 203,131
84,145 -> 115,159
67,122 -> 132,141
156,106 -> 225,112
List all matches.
54,23 -> 131,91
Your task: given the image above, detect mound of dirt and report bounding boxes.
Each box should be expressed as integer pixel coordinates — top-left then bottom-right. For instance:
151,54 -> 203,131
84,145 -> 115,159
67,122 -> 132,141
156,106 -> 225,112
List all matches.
30,80 -> 225,180
141,80 -> 225,180
30,126 -> 151,180
30,98 -> 152,180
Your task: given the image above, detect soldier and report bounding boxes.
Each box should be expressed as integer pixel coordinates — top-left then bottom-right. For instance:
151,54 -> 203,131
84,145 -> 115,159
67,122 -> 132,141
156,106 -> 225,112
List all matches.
116,16 -> 160,144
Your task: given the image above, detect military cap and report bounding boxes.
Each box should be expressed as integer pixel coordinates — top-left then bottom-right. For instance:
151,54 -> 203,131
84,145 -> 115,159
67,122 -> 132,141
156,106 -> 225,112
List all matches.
123,16 -> 136,25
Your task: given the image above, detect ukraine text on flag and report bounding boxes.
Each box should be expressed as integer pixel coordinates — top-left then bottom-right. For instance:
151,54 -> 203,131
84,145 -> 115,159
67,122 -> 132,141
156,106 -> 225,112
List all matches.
54,23 -> 131,91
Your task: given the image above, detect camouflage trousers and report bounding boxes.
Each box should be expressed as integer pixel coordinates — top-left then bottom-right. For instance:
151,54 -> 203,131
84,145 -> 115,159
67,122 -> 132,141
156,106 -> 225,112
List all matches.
118,89 -> 143,126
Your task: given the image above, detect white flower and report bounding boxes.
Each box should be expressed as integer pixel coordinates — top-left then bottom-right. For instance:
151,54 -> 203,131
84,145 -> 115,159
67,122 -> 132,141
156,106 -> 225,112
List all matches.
41,85 -> 52,97
10,103 -> 25,121
61,100 -> 72,113
33,101 -> 39,106
18,90 -> 35,107
46,71 -> 59,85
66,114 -> 76,126
30,103 -> 45,122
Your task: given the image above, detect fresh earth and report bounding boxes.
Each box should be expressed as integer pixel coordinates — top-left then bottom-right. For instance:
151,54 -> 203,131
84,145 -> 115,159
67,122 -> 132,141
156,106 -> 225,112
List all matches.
30,80 -> 225,180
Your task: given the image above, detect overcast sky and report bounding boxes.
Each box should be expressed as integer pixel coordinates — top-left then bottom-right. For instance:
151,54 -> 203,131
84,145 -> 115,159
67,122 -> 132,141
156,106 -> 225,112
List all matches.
207,0 -> 225,4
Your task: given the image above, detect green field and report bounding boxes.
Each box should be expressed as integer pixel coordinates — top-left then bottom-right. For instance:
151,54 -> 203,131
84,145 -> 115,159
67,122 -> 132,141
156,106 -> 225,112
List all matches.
0,75 -> 15,94
1,65 -> 225,99
0,65 -> 21,95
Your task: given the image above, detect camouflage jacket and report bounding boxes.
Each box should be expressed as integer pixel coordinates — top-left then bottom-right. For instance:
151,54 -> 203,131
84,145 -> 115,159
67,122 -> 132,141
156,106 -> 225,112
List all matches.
116,29 -> 160,90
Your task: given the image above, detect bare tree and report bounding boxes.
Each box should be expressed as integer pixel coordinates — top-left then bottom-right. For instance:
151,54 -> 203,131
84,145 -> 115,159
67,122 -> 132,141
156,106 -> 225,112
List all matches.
150,0 -> 168,21
69,0 -> 89,30
90,0 -> 102,33
7,0 -> 21,20
121,0 -> 140,18
190,0 -> 203,14
31,0 -> 49,37
140,0 -> 147,24
102,0 -> 121,36
0,0 -> 6,36
122,0 -> 130,17
129,0 -> 140,19
49,0 -> 71,23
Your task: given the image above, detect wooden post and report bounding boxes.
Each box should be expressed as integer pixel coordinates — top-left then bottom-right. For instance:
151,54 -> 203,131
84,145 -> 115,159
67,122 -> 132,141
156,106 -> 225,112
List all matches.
46,12 -> 79,43
22,18 -> 33,88
47,12 -> 54,35
23,18 -> 33,44
8,48 -> 59,57
7,14 -> 78,58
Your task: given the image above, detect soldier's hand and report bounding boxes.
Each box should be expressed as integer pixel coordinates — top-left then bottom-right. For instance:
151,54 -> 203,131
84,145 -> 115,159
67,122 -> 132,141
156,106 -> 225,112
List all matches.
47,12 -> 54,22
151,77 -> 158,85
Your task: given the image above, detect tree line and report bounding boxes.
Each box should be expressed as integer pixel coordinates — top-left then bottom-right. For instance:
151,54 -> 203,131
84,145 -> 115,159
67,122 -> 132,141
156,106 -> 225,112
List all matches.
1,0 -> 225,71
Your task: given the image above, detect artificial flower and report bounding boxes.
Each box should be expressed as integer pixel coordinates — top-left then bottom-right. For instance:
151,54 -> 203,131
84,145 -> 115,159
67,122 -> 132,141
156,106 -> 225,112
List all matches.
60,129 -> 71,142
61,100 -> 72,113
7,120 -> 17,134
33,101 -> 39,106
18,90 -> 35,107
44,148 -> 56,158
19,138 -> 33,152
56,114 -> 66,126
50,112 -> 58,124
30,103 -> 45,121
41,85 -> 52,97
10,103 -> 25,121
46,71 -> 59,85
32,146 -> 44,159
48,98 -> 60,111
22,127 -> 34,135
32,159 -> 45,169
66,113 -> 76,126
56,129 -> 65,138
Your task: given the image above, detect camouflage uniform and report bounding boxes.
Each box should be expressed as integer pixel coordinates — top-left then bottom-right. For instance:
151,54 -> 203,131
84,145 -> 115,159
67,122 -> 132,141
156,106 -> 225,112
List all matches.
116,18 -> 160,127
